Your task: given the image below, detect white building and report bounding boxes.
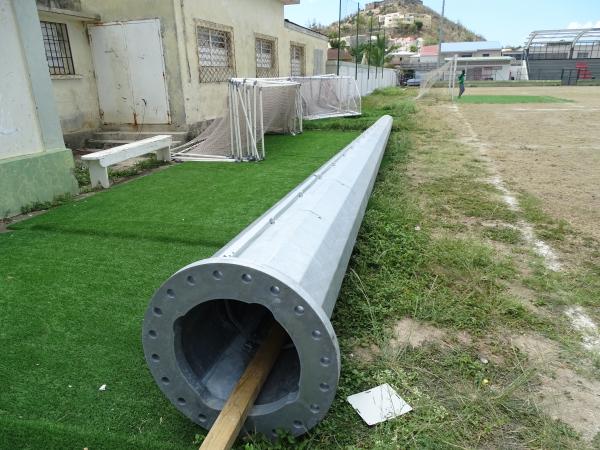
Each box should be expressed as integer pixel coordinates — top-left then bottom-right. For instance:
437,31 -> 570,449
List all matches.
440,41 -> 503,58
381,12 -> 431,29
35,0 -> 329,147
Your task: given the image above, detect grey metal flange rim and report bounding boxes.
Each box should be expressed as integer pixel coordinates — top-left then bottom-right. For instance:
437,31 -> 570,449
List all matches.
142,257 -> 341,438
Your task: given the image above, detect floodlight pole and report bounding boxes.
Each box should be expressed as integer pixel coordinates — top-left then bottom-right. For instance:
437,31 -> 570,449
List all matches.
337,0 -> 342,75
355,2 -> 360,81
367,14 -> 373,79
437,0 -> 446,67
382,27 -> 385,79
375,21 -> 380,78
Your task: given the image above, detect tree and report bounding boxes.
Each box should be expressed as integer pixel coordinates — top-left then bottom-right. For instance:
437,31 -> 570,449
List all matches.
415,21 -> 423,32
306,19 -> 325,33
362,34 -> 399,67
328,33 -> 347,49
349,43 -> 368,64
410,44 -> 418,53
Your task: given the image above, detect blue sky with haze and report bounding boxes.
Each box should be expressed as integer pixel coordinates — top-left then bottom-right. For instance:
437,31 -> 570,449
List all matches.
284,0 -> 600,46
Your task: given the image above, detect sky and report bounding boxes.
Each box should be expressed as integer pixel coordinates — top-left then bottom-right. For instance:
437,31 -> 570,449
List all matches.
284,0 -> 600,46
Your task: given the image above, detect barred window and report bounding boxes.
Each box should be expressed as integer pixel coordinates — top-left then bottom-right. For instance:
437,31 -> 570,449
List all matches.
256,38 -> 278,78
290,44 -> 305,77
40,21 -> 75,75
197,24 -> 235,82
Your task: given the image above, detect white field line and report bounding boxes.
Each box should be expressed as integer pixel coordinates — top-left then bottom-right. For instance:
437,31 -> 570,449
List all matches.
511,108 -> 600,112
450,104 -> 562,272
565,306 -> 600,354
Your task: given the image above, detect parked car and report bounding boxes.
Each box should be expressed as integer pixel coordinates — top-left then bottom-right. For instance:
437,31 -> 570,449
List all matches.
406,78 -> 421,86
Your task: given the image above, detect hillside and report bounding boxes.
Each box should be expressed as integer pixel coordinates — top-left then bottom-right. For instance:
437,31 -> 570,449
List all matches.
317,0 -> 484,46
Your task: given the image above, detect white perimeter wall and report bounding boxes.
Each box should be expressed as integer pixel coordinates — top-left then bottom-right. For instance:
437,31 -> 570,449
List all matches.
326,61 -> 397,96
0,0 -> 45,159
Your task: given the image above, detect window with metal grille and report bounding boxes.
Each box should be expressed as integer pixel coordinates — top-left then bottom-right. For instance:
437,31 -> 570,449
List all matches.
256,37 -> 278,78
40,21 -> 75,75
197,23 -> 235,82
290,44 -> 305,77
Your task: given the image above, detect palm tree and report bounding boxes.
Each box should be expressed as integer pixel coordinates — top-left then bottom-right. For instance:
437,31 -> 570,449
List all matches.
363,35 -> 398,67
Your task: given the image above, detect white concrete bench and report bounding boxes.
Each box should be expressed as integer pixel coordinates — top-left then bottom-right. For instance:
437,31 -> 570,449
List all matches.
81,135 -> 172,188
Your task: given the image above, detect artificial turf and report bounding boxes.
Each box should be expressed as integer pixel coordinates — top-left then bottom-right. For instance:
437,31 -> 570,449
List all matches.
0,130 -> 358,450
457,95 -> 572,104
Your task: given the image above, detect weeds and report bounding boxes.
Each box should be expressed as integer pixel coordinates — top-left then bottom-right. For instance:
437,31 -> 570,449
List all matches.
75,155 -> 168,190
19,194 -> 73,215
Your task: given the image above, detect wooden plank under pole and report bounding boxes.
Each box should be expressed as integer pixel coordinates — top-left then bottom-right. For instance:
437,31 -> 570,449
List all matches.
199,322 -> 287,450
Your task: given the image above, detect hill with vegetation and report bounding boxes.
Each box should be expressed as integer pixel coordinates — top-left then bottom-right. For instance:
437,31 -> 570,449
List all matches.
312,0 -> 484,47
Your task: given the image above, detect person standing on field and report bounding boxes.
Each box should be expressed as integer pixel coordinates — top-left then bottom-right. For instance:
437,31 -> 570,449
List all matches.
458,69 -> 466,98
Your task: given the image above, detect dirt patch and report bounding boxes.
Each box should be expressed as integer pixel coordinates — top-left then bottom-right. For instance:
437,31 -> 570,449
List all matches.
352,318 -> 449,363
351,344 -> 381,364
510,332 -> 600,442
390,317 -> 447,349
538,367 -> 600,442
510,333 -> 560,364
455,86 -> 600,243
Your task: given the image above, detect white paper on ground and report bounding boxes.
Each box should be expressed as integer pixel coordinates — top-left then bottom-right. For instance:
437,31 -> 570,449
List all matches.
347,383 -> 412,426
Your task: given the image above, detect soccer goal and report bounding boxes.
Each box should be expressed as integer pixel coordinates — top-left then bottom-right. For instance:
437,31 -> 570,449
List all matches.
172,78 -> 301,162
172,75 -> 362,162
416,56 -> 458,101
293,75 -> 361,120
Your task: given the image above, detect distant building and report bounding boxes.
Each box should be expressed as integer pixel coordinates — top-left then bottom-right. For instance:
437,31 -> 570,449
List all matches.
440,41 -> 503,58
390,36 -> 422,51
365,0 -> 384,10
381,12 -> 431,29
341,34 -> 373,48
524,28 -> 600,83
418,44 -> 439,63
388,50 -> 416,65
502,47 -> 525,61
327,48 -> 353,62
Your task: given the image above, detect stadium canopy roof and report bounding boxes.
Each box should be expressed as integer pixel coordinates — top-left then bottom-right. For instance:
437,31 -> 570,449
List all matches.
441,41 -> 502,53
525,28 -> 600,48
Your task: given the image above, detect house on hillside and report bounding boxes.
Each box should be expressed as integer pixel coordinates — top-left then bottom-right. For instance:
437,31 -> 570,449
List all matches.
381,12 -> 431,29
34,0 -> 328,148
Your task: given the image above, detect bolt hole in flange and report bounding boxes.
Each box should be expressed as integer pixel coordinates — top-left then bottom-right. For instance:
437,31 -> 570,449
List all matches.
174,300 -> 301,413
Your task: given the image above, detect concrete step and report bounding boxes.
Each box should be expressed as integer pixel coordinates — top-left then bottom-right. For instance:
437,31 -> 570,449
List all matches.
92,130 -> 189,141
87,139 -> 183,150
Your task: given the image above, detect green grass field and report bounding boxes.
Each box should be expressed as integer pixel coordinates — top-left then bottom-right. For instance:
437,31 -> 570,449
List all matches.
0,131 -> 359,450
458,95 -> 572,104
1,88 -> 593,449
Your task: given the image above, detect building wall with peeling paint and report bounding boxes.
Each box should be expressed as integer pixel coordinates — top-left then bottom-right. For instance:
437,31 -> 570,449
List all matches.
175,0 -> 329,126
45,0 -> 327,135
38,11 -> 102,145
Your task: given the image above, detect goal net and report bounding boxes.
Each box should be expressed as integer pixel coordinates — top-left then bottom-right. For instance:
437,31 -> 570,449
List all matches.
172,76 -> 362,162
293,75 -> 361,120
415,58 -> 457,100
173,79 -> 301,162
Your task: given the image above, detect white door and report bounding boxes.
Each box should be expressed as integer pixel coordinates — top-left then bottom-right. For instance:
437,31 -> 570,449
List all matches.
89,19 -> 170,125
